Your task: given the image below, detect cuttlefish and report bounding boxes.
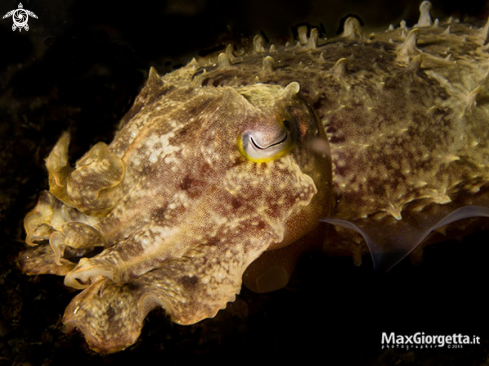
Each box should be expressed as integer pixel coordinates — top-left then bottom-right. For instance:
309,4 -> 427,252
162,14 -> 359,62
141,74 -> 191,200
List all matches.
19,1 -> 489,353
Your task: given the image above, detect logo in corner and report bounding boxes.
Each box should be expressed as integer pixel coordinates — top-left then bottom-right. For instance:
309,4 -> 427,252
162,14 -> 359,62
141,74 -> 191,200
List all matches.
3,3 -> 38,32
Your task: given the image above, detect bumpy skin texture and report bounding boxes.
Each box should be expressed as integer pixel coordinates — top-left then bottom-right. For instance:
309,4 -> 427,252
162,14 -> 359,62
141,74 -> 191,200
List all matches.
19,2 -> 489,353
21,72 -> 330,351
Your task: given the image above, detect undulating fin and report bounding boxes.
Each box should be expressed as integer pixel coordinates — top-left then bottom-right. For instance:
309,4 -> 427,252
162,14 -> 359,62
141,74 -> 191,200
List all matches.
322,204 -> 489,272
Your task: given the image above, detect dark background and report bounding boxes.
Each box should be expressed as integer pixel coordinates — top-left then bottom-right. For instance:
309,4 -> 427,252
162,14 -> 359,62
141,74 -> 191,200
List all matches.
1,0 -> 489,365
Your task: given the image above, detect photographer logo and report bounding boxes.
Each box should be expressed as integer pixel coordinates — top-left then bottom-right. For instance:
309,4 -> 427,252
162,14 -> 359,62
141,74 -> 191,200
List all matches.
3,3 -> 38,32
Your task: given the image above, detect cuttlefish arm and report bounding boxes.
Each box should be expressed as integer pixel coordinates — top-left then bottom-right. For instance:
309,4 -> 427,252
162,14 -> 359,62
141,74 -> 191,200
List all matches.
63,229 -> 286,353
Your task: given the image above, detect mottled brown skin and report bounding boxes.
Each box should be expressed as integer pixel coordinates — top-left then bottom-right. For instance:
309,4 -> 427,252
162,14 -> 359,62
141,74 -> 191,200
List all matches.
21,71 -> 330,352
19,2 -> 489,353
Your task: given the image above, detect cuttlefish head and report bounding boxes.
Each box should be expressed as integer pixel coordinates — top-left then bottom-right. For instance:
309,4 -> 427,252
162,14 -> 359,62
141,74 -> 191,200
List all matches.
21,77 -> 332,352
232,81 -> 333,249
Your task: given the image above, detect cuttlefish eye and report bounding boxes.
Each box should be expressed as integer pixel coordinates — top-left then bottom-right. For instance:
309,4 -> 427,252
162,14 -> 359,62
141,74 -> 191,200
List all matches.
238,119 -> 296,162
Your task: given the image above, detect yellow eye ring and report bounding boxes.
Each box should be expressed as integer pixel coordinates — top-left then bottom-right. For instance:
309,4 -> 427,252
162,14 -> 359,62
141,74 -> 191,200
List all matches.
238,120 -> 296,162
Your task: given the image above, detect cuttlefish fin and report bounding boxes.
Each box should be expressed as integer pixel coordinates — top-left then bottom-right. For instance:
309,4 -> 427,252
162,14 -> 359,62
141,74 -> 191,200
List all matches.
322,205 -> 489,272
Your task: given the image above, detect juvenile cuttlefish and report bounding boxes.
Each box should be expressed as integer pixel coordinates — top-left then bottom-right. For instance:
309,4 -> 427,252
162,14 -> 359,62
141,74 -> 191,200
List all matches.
19,1 -> 489,353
